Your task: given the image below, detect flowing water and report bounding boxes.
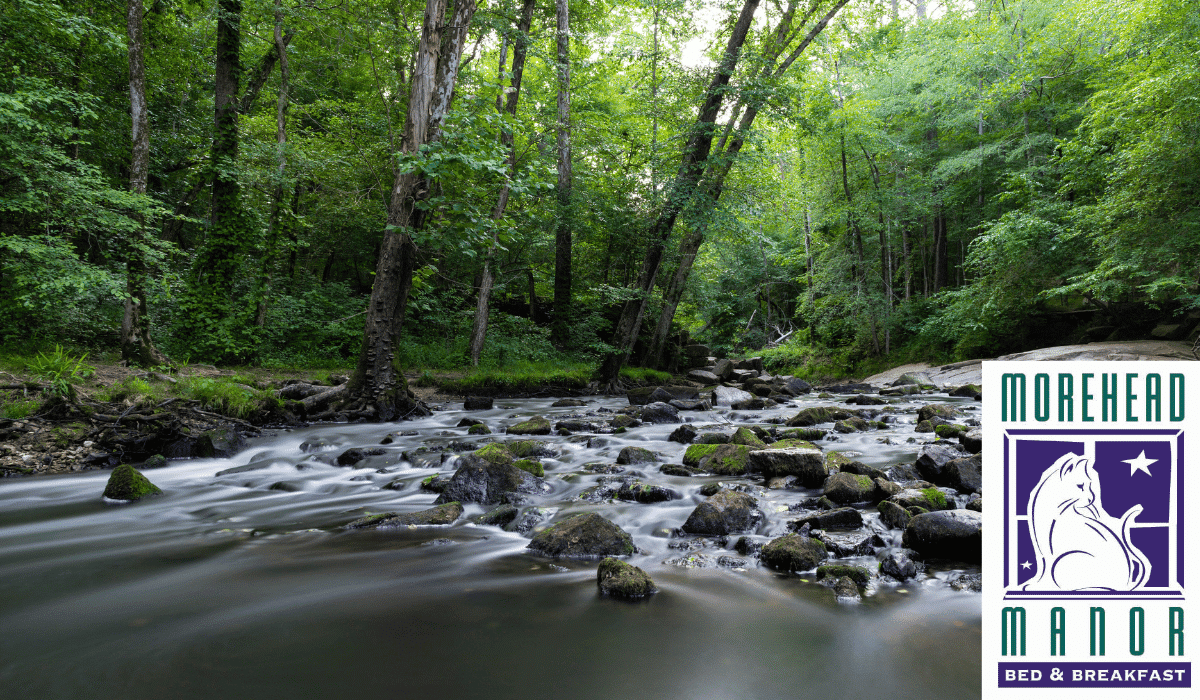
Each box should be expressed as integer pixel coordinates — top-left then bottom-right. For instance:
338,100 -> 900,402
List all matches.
0,394 -> 982,699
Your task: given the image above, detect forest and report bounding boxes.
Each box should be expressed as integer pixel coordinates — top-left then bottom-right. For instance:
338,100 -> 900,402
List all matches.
2,0 -> 1198,395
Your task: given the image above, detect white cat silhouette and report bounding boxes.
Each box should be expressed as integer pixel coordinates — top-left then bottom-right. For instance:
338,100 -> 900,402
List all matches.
1024,452 -> 1150,591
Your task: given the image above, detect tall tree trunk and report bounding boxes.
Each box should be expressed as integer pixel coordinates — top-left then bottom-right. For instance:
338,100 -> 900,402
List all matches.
345,0 -> 477,419
468,0 -> 535,366
597,0 -> 760,388
644,228 -> 702,368
255,0 -> 290,329
120,0 -> 167,367
551,0 -> 573,345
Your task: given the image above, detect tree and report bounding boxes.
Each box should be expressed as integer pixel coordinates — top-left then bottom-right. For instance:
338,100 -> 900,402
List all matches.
551,0 -> 573,343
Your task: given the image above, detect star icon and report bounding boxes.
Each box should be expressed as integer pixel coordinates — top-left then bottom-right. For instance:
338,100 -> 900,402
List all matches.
1020,561 -> 1033,570
1124,450 -> 1156,477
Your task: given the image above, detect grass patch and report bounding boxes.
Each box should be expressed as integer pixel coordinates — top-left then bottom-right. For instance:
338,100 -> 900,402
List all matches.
98,374 -> 276,419
619,366 -> 672,384
1,396 -> 41,419
439,362 -> 593,395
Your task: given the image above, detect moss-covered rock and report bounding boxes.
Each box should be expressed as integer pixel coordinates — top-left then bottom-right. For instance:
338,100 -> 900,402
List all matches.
508,440 -> 553,458
916,404 -> 959,423
473,504 -> 520,527
887,488 -> 953,512
434,454 -> 543,505
609,414 -> 640,429
760,534 -> 827,572
785,406 -> 858,427
833,417 -> 871,433
346,502 -> 464,528
683,443 -> 722,466
508,416 -> 552,435
467,423 -> 491,435
789,507 -> 864,530
730,427 -> 765,447
878,500 -> 913,529
950,384 -> 982,400
194,426 -> 245,458
102,464 -> 163,501
336,447 -> 387,466
817,564 -> 872,586
615,481 -> 679,503
552,398 -> 587,407
140,454 -> 168,469
779,427 -> 825,441
934,423 -> 969,439
597,557 -> 657,599
527,512 -> 636,558
823,451 -> 854,472
616,446 -> 656,465
698,443 -> 753,475
696,432 -> 731,444
473,442 -> 514,466
514,459 -> 545,478
767,438 -> 818,450
660,465 -> 699,477
914,420 -> 935,433
698,482 -> 723,497
822,472 -> 875,505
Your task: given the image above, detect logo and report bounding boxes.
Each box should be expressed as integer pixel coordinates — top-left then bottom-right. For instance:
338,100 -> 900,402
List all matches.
983,362 -> 1194,698
1003,431 -> 1180,598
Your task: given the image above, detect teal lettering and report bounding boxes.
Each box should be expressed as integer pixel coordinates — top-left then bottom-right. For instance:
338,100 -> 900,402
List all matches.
1034,373 -> 1050,421
1058,374 -> 1073,421
1126,373 -> 1138,422
1002,607 -> 1026,656
1051,607 -> 1066,656
1090,607 -> 1105,656
1002,374 -> 1026,421
1101,373 -> 1117,421
1170,373 -> 1184,421
1147,375 -> 1161,421
1169,608 -> 1184,656
1130,607 -> 1145,656
1082,373 -> 1095,422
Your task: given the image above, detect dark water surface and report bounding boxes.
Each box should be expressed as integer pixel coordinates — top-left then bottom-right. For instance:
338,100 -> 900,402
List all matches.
0,395 -> 981,699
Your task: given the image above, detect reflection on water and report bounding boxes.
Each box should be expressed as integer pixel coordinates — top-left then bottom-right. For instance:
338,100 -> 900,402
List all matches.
0,394 -> 981,699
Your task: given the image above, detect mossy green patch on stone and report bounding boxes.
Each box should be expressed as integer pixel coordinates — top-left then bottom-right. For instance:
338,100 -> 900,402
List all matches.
934,423 -> 968,439
467,423 -> 491,435
920,487 -> 948,509
609,414 -> 638,428
768,438 -> 818,450
508,439 -> 551,458
102,464 -> 163,501
683,443 -> 723,466
699,443 -> 752,475
730,427 -> 765,447
816,564 -> 871,586
823,451 -> 854,472
473,443 -> 514,466
514,459 -> 545,478
779,427 -> 825,441
696,432 -> 731,444
508,416 -> 552,435
597,557 -> 657,599
760,534 -> 827,572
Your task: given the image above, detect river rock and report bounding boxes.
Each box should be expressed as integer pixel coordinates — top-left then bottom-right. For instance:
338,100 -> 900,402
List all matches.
609,414 -> 641,429
712,358 -> 735,380
337,447 -> 386,466
597,557 -> 657,599
879,548 -> 924,580
878,500 -> 913,529
760,534 -> 827,572
960,428 -> 982,454
552,398 -> 587,407
527,512 -> 636,558
785,406 -> 857,427
194,426 -> 244,458
779,377 -> 812,396
747,447 -> 826,486
934,423 -> 969,439
945,453 -> 982,493
822,472 -> 875,505
729,427 -> 765,448
832,576 -> 860,600
506,506 -> 556,534
668,425 -> 697,444
815,531 -> 886,557
680,502 -> 728,536
916,404 -> 959,423
711,386 -> 754,407
731,397 -> 769,410
817,564 -> 871,586
637,401 -> 680,424
914,444 -> 967,485
846,394 -> 887,405
467,424 -> 491,435
949,573 -> 983,592
688,369 -> 720,384
102,464 -> 162,501
789,507 -> 863,530
464,396 -> 493,410
950,384 -> 982,400
555,419 -> 604,433
966,496 -> 982,512
473,504 -> 520,527
434,454 -> 543,505
681,489 -> 758,535
879,384 -> 921,396
616,446 -> 657,464
892,371 -> 937,389
615,481 -> 679,503
508,416 -> 552,435
697,443 -> 753,475
888,488 -> 954,512
902,510 -> 983,562
346,502 -> 463,528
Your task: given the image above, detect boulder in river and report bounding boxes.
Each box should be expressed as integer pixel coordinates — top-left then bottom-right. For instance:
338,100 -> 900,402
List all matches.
747,446 -> 825,486
616,446 -> 656,465
711,386 -> 754,407
916,404 -> 959,423
346,502 -> 464,528
434,454 -> 544,505
473,504 -> 520,527
463,396 -> 494,410
552,398 -> 587,407
760,534 -> 827,573
102,464 -> 162,501
914,444 -> 968,485
697,443 -> 753,476
597,557 -> 657,599
822,472 -> 876,505
527,512 -> 636,558
194,426 -> 245,458
637,401 -> 680,424
687,369 -> 720,384
681,489 -> 759,535
507,416 -> 552,435
789,507 -> 864,530
668,425 -> 697,444
615,480 -> 680,503
878,500 -> 913,529
785,406 -> 858,427
891,371 -> 938,389
944,453 -> 982,493
879,548 -> 925,580
816,564 -> 871,586
337,447 -> 386,466
902,510 -> 982,562
888,487 -> 955,512
960,428 -> 982,454
729,427 -> 765,448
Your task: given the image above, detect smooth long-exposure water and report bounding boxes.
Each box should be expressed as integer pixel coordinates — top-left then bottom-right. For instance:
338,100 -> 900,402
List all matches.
0,394 -> 982,699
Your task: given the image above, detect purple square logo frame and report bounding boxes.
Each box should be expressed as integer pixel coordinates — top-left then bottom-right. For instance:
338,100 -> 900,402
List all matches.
1001,429 -> 1183,600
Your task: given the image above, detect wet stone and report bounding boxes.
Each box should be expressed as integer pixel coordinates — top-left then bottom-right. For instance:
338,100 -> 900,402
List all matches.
668,425 -> 697,444
597,557 -> 656,599
760,534 -> 827,573
879,548 -> 924,581
527,513 -> 636,558
616,446 -> 656,465
789,507 -> 863,531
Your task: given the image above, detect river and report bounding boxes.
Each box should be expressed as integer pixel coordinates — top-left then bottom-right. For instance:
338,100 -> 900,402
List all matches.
0,393 -> 981,699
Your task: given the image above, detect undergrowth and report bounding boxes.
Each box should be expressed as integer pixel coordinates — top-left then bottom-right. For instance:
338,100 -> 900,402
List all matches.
439,362 -> 593,395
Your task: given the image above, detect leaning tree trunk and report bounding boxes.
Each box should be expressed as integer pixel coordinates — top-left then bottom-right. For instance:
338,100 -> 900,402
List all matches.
468,0 -> 536,366
551,0 -> 573,345
340,0 -> 477,420
596,0 -> 760,389
120,0 -> 167,367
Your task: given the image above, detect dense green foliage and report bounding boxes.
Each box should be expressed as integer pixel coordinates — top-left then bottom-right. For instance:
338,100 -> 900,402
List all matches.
2,0 -> 1197,376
